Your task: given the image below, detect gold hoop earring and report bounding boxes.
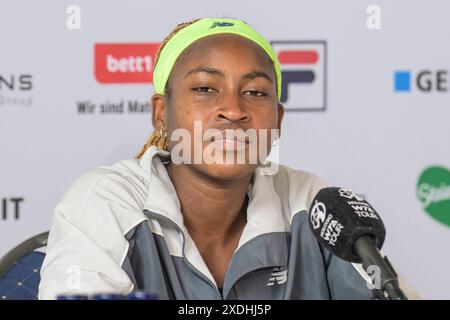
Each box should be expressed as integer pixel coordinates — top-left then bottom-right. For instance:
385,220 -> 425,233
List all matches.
149,125 -> 169,151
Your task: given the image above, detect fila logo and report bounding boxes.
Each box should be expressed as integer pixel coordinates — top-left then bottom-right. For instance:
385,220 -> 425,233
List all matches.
266,267 -> 287,286
271,41 -> 327,111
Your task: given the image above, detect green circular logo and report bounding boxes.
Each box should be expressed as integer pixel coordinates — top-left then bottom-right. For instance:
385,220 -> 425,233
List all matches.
416,165 -> 450,227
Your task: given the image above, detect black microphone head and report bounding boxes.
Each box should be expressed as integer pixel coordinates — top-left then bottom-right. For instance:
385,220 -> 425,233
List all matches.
308,187 -> 386,263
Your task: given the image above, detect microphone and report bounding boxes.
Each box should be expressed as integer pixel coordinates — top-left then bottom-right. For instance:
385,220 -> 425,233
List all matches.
308,187 -> 407,300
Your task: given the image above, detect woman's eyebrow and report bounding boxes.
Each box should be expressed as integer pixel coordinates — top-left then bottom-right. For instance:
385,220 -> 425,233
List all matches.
184,66 -> 273,83
184,66 -> 225,78
242,71 -> 273,83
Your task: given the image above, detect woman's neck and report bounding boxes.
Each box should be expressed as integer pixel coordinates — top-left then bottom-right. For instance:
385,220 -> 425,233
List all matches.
165,163 -> 251,240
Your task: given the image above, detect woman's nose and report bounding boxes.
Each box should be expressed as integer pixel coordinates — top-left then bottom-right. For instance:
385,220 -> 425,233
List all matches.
214,91 -> 250,123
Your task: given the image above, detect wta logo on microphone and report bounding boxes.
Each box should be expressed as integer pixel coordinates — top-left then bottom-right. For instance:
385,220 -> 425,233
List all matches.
94,43 -> 160,83
310,199 -> 344,246
338,188 -> 379,220
309,187 -> 387,264
310,188 -> 378,248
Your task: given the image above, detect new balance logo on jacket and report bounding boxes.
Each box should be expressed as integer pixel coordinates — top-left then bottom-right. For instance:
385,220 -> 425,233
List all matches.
267,267 -> 288,286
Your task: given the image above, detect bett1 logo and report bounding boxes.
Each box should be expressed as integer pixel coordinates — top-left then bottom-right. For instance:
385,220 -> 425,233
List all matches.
94,43 -> 160,83
394,70 -> 448,93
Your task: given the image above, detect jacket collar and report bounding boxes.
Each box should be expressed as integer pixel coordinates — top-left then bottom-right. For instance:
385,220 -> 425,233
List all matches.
139,146 -> 290,286
140,146 -> 290,238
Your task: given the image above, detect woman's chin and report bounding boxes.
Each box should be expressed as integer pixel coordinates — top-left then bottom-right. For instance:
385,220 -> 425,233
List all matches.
194,163 -> 257,181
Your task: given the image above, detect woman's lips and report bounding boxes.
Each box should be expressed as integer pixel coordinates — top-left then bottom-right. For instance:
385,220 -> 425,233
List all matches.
209,135 -> 250,151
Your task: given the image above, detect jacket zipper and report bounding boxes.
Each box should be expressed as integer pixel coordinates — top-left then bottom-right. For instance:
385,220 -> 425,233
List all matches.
144,210 -> 223,300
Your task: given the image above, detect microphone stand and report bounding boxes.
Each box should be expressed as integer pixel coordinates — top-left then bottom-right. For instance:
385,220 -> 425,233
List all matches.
353,236 -> 408,300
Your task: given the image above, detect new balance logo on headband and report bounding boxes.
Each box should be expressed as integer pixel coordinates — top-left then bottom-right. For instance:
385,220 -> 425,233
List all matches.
210,21 -> 235,28
266,267 -> 288,286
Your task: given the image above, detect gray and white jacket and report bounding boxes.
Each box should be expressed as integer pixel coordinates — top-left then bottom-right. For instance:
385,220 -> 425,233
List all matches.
39,146 -> 406,300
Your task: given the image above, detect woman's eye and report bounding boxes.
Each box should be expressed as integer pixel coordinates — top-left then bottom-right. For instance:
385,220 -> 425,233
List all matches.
244,90 -> 267,97
192,86 -> 215,93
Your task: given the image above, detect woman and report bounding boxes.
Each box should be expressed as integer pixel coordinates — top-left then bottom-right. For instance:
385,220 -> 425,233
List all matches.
39,17 -> 377,300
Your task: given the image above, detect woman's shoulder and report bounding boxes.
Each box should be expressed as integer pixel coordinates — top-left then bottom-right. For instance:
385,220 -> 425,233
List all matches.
55,157 -> 150,225
276,164 -> 327,186
266,163 -> 328,216
270,163 -> 328,194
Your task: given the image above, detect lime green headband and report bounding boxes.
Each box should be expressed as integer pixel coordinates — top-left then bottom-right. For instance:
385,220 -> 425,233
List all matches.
153,18 -> 282,101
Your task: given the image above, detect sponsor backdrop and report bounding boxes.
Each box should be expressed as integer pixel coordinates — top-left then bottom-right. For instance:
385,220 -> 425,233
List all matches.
1,0 -> 449,299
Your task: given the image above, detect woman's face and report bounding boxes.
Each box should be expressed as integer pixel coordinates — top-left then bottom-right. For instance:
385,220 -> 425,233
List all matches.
153,33 -> 284,181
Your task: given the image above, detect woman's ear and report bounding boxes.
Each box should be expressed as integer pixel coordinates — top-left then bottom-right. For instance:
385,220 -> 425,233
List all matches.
151,93 -> 167,128
276,103 -> 285,137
